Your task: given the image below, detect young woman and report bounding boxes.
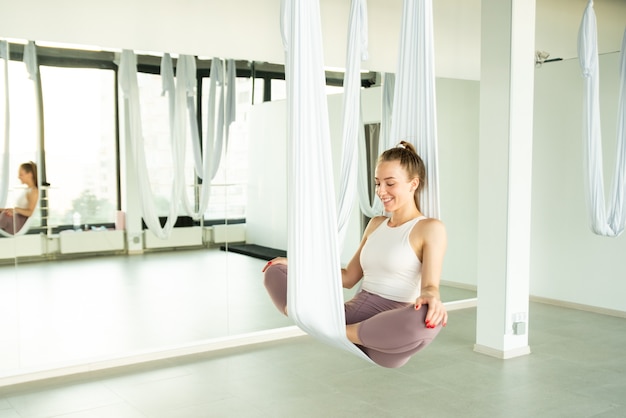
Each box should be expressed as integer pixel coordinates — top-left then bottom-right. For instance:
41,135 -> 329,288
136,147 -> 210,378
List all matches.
263,141 -> 447,368
0,161 -> 39,234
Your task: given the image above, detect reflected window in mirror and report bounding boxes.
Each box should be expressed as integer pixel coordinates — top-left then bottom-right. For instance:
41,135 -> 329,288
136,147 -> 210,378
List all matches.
41,66 -> 117,227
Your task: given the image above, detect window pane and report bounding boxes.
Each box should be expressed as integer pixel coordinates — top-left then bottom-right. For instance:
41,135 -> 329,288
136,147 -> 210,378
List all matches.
270,79 -> 286,101
41,66 -> 117,227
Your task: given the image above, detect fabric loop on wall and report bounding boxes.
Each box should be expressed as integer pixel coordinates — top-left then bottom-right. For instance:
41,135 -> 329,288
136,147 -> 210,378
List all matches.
578,0 -> 626,236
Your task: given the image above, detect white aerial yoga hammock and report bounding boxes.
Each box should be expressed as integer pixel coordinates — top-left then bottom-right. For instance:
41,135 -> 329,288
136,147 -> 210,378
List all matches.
335,0 -> 368,248
390,0 -> 440,219
578,0 -> 626,237
0,41 -> 42,238
282,0 -> 439,363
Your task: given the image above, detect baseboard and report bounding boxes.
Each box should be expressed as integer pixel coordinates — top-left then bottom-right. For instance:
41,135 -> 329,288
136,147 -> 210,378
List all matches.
530,295 -> 626,319
474,344 -> 531,359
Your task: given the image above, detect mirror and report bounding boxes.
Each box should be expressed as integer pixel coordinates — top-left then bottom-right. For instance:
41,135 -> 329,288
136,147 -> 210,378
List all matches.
2,38 -> 476,384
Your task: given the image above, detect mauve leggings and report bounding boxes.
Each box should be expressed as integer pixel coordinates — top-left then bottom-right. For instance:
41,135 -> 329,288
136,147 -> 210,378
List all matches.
263,264 -> 441,368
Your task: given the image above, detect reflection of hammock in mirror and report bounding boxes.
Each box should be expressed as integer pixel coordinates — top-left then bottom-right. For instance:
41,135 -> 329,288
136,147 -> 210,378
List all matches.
0,187 -> 40,237
282,0 -> 440,365
0,40 -> 42,238
118,52 -> 236,240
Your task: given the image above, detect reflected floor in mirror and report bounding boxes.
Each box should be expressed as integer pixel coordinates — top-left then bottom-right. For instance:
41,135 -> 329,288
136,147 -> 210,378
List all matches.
0,248 -> 476,380
0,248 -> 296,377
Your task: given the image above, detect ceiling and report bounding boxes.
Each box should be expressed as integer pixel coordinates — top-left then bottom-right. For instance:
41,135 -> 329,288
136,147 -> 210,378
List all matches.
0,0 -> 623,81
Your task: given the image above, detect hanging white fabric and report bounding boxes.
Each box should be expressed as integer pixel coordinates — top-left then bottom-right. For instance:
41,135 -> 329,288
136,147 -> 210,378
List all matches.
336,0 -> 368,248
0,41 -> 42,237
177,57 -> 237,219
281,0 -> 439,364
282,0 -> 375,363
119,50 -> 182,239
357,72 -> 394,218
389,0 -> 440,219
0,40 -> 10,208
578,0 -> 626,237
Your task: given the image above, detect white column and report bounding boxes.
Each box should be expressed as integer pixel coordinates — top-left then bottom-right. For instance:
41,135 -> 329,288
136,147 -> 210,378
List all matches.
475,0 -> 536,359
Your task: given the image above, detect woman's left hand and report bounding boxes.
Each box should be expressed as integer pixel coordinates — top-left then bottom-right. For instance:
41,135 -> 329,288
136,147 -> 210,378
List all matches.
415,294 -> 447,329
4,208 -> 13,217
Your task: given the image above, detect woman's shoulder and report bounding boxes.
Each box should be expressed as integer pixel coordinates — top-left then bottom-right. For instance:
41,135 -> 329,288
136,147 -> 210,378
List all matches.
412,217 -> 447,240
28,187 -> 39,199
363,216 -> 388,237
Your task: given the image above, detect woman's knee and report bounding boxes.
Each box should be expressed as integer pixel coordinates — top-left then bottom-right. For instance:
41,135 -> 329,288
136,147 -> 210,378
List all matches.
263,264 -> 288,287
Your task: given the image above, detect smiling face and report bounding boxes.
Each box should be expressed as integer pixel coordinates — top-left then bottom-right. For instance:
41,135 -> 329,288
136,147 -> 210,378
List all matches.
18,167 -> 31,185
375,160 -> 419,213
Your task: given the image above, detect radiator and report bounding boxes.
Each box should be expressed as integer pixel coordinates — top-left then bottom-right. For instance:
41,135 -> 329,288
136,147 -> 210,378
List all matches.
143,226 -> 203,249
0,234 -> 43,259
59,230 -> 125,255
212,223 -> 246,244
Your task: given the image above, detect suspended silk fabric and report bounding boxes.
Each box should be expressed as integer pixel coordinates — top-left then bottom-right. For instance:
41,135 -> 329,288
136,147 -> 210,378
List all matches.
389,0 -> 440,219
358,72 -> 394,218
0,41 -> 9,208
282,0 -> 439,363
0,41 -> 42,237
168,54 -> 208,219
160,56 -> 236,220
119,50 -> 182,239
578,0 -> 626,236
282,0 -> 375,363
336,0 -> 368,247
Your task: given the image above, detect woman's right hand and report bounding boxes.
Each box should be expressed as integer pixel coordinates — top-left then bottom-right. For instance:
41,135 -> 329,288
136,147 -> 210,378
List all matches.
262,256 -> 288,272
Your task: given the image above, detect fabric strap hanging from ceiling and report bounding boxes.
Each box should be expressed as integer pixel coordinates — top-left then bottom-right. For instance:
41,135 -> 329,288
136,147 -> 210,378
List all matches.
358,72 -> 394,218
0,41 -> 42,237
0,40 -> 10,209
119,51 -> 237,235
578,0 -> 626,237
281,0 -> 438,363
336,0 -> 368,248
119,50 -> 183,239
282,0 -> 374,363
390,0 -> 440,219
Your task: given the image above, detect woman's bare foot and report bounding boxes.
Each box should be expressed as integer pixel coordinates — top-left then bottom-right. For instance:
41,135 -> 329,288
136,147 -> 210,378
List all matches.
346,323 -> 362,344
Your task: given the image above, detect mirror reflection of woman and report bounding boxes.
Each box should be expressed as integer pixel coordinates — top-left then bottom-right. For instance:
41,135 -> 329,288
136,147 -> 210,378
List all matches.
0,161 -> 39,234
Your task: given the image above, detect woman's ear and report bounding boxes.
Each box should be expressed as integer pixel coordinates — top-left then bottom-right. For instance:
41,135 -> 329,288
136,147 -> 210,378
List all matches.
411,178 -> 420,192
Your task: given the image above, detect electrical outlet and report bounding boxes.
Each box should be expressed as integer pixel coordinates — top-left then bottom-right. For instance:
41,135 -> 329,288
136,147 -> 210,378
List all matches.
513,321 -> 526,335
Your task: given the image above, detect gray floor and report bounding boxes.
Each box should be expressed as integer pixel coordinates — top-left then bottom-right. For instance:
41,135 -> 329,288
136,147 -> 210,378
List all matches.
1,251 -> 626,417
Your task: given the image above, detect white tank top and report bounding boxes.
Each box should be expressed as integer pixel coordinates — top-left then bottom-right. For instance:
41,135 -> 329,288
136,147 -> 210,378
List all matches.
15,188 -> 31,208
360,216 -> 425,303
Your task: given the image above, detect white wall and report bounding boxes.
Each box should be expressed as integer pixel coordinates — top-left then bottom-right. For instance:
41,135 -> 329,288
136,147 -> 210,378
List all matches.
247,80 -> 481,282
246,87 -> 383,263
531,53 -> 625,312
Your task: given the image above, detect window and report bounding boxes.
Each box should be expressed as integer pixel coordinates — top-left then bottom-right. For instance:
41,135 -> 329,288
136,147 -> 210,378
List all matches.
40,66 -> 117,227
